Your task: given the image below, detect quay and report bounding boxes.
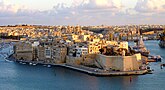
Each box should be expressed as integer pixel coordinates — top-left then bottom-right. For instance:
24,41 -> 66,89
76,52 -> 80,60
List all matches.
7,56 -> 149,76
59,64 -> 149,76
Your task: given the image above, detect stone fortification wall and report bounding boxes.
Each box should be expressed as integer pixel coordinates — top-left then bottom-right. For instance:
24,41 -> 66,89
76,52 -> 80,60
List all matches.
14,51 -> 33,60
66,54 -> 97,66
96,54 -> 123,71
66,56 -> 83,65
123,55 -> 140,71
82,54 -> 96,66
96,54 -> 142,71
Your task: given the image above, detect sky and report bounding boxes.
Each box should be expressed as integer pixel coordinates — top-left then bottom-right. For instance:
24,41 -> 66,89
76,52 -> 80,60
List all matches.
0,0 -> 165,25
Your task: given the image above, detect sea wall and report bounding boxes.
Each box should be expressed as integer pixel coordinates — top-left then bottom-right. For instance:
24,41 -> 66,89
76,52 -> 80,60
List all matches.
96,54 -> 123,71
66,54 -> 97,66
14,51 -> 33,60
66,56 -> 83,65
96,54 -> 142,71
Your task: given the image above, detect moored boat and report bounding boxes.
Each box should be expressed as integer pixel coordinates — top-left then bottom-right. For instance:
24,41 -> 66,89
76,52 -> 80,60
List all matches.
32,63 -> 37,66
47,65 -> 51,68
22,62 -> 26,65
148,55 -> 162,62
159,30 -> 165,48
29,62 -> 33,65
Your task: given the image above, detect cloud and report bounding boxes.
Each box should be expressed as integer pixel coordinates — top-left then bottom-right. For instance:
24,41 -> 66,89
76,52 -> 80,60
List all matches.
0,0 -> 164,25
79,0 -> 122,9
0,0 -> 46,18
135,0 -> 165,14
48,0 -> 124,20
28,0 -> 124,25
73,0 -> 123,13
51,0 -> 123,14
0,0 -> 19,16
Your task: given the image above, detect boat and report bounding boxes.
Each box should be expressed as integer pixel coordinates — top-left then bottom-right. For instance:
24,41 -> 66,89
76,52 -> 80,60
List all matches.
159,30 -> 165,48
32,63 -> 37,66
43,64 -> 47,67
147,69 -> 153,74
22,62 -> 26,65
47,65 -> 51,68
5,59 -> 13,63
29,62 -> 33,65
160,63 -> 165,69
133,36 -> 150,56
148,55 -> 162,62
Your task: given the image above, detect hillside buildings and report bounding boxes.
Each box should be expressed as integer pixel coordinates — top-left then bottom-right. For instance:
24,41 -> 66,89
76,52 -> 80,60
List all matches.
4,24 -> 158,72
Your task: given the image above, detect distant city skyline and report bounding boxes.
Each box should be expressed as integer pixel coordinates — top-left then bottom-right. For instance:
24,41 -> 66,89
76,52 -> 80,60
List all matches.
0,0 -> 165,25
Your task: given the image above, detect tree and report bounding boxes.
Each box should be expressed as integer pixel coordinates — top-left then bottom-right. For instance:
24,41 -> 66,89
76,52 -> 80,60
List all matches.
99,48 -> 104,54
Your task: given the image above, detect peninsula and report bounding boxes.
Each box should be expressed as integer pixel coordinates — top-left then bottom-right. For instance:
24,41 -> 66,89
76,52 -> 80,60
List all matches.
1,24 -> 161,76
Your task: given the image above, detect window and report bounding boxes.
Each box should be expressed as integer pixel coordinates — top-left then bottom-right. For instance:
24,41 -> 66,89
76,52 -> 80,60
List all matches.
83,49 -> 87,51
84,52 -> 87,54
90,50 -> 92,52
45,49 -> 51,58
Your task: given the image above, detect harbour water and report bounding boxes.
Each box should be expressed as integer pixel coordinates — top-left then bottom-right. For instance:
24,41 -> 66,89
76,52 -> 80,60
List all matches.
0,40 -> 165,90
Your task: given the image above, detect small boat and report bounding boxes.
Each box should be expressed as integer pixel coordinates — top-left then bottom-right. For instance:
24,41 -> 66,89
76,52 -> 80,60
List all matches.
43,64 -> 47,67
32,63 -> 37,66
47,65 -> 51,68
29,62 -> 33,65
161,64 -> 165,67
156,55 -> 162,62
148,55 -> 162,62
147,69 -> 153,74
22,62 -> 26,65
5,59 -> 13,63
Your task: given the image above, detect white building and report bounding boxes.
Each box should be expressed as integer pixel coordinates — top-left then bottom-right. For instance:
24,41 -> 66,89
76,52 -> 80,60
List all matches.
80,35 -> 90,41
76,47 -> 88,57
